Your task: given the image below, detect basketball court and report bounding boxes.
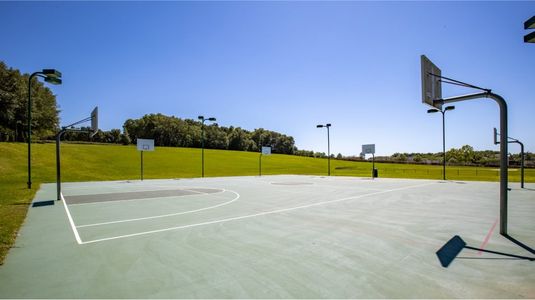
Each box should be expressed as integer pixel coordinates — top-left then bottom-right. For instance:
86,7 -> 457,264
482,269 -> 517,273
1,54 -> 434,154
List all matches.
0,175 -> 533,298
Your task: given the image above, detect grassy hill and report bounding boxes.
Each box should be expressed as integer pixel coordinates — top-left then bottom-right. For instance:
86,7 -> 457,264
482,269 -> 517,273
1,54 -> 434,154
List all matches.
1,142 -> 534,264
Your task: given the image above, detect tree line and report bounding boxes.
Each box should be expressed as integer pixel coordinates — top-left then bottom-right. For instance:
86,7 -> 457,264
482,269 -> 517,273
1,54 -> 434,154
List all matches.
56,114 -> 299,154
121,113 -> 296,154
0,61 -> 298,154
0,61 -> 58,142
1,61 -> 532,165
373,145 -> 534,168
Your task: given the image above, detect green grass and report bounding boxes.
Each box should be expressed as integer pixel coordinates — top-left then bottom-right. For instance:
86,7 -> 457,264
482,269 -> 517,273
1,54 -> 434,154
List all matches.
1,142 -> 534,264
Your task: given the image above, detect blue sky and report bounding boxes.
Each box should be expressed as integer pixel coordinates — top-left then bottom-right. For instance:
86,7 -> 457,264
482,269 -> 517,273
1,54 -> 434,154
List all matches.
1,1 -> 533,156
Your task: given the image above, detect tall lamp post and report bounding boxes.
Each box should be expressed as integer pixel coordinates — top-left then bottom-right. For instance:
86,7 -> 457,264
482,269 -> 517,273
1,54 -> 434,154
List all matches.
198,115 -> 216,178
316,123 -> 332,176
428,106 -> 455,180
27,69 -> 62,189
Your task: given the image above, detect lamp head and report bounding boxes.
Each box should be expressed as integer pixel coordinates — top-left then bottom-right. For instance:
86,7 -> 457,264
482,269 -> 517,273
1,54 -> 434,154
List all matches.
445,106 -> 455,111
427,109 -> 439,114
198,116 -> 204,120
316,125 -> 324,128
42,69 -> 62,79
44,76 -> 62,85
208,117 -> 216,121
326,123 -> 331,127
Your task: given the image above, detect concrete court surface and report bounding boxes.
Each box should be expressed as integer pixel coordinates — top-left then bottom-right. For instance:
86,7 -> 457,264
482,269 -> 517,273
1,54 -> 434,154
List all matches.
0,175 -> 533,298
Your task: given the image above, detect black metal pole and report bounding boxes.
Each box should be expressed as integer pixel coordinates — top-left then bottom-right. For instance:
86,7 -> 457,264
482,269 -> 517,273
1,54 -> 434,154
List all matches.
56,129 -> 66,201
510,140 -> 525,189
27,70 -> 62,189
27,72 -> 39,190
439,92 -> 508,235
493,93 -> 509,236
201,122 -> 205,178
442,110 -> 446,180
327,126 -> 330,176
520,142 -> 525,189
372,153 -> 375,179
259,136 -> 263,176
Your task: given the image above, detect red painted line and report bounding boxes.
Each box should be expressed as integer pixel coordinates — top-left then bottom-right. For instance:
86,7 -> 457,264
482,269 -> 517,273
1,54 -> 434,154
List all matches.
478,218 -> 499,255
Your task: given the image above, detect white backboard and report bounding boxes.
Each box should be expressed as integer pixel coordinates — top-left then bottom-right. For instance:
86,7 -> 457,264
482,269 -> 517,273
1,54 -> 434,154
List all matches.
261,146 -> 271,155
137,139 -> 155,151
421,55 -> 443,109
362,144 -> 375,154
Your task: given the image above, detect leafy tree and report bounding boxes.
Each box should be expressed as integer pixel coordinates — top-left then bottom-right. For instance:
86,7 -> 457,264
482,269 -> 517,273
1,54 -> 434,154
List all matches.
0,62 -> 19,141
314,152 -> 326,158
119,126 -> 131,145
109,129 -> 121,143
0,61 -> 59,141
295,149 -> 314,157
228,127 -> 250,151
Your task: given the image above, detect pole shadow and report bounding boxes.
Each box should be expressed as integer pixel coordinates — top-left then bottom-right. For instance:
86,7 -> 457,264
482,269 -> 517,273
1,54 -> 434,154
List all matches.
503,234 -> 535,255
457,257 -> 522,260
31,200 -> 55,207
436,235 -> 535,268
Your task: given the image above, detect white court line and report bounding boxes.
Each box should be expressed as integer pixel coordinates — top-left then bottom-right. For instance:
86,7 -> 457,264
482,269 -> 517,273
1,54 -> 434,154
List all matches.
68,188 -> 225,206
80,181 -> 436,245
320,185 -> 384,192
60,193 -> 83,244
77,190 -> 240,228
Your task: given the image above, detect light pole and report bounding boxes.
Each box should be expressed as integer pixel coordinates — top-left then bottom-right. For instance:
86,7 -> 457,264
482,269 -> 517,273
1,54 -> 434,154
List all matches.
27,69 -> 62,189
198,115 -> 216,178
428,106 -> 455,180
316,123 -> 332,176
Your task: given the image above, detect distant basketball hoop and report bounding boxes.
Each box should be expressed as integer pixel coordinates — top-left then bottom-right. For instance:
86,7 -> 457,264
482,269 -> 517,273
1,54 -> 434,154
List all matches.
137,139 -> 155,181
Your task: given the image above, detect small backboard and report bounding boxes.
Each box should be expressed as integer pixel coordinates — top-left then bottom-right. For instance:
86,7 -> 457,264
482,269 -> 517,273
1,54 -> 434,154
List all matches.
362,144 -> 375,155
137,139 -> 155,151
421,55 -> 442,109
90,106 -> 99,137
261,146 -> 272,155
91,107 -> 98,132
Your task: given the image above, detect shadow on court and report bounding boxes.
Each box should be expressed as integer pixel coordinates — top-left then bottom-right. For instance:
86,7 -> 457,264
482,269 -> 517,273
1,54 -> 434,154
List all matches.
31,200 -> 55,207
505,234 -> 535,255
436,235 -> 535,268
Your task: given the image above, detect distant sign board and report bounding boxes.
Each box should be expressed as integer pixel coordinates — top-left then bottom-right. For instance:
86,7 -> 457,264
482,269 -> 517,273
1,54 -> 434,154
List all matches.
362,144 -> 375,154
261,146 -> 272,155
137,139 -> 155,151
